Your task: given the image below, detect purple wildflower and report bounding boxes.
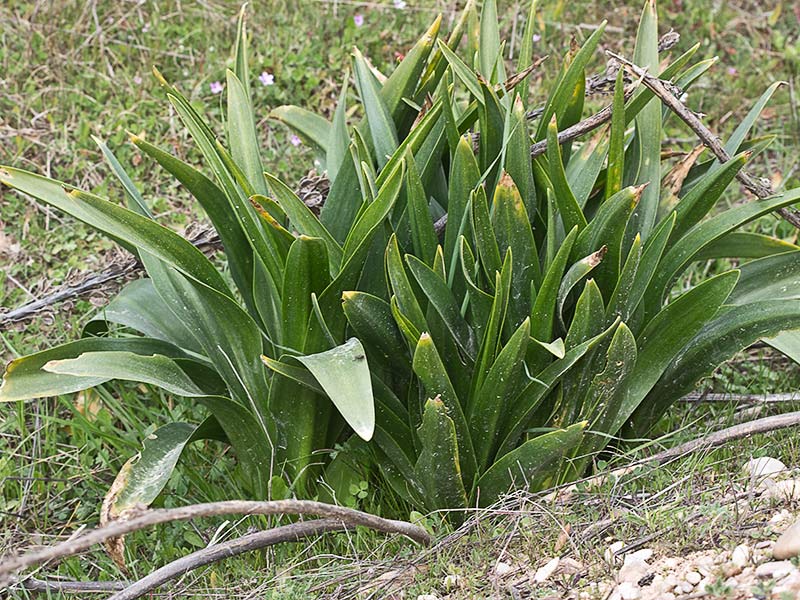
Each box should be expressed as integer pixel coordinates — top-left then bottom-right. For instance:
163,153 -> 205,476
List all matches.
259,71 -> 275,86
354,13 -> 364,27
210,81 -> 223,94
393,0 -> 407,8
290,135 -> 302,147
532,33 -> 542,43
727,66 -> 738,76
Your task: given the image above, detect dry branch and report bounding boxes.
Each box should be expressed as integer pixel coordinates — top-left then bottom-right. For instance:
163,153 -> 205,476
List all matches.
606,50 -> 800,229
0,499 -> 431,582
544,410 -> 800,503
108,519 -> 345,600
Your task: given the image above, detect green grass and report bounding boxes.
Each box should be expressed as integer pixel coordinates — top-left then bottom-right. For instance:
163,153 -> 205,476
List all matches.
2,0 -> 800,598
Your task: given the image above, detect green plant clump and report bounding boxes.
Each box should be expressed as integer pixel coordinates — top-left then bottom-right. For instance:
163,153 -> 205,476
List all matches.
3,0 -> 800,519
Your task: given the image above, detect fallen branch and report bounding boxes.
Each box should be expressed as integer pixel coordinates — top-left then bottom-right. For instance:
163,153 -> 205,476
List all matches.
12,576 -> 126,594
0,499 -> 431,582
680,391 -> 800,404
606,50 -> 800,229
107,519 -> 345,600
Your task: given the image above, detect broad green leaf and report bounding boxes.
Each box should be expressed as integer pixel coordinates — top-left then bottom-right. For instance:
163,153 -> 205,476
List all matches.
472,252 -> 513,394
765,330 -> 800,365
342,291 -> 409,373
413,333 -> 476,486
504,96 -> 537,218
227,70 -> 268,196
437,40 -> 482,101
557,247 -> 606,330
415,398 -> 468,511
545,116 -> 587,232
141,253 -> 269,415
281,236 -> 331,351
406,255 -> 476,361
607,214 -> 674,324
492,173 -> 540,328
624,0 -> 661,245
476,422 -> 586,506
605,70 -> 626,199
668,151 -> 750,245
386,234 -> 427,332
693,232 -> 798,261
478,0 -> 504,83
296,338 -> 375,441
530,226 -> 579,353
575,185 -> 642,296
261,175 -> 343,270
233,5 -> 251,99
0,167 -> 230,296
406,151 -> 438,265
472,186 -> 503,284
727,251 -> 800,305
43,352 -> 221,397
0,337 -> 193,402
353,48 -> 399,169
444,136 -> 480,262
328,75 -> 350,182
107,422 -> 209,518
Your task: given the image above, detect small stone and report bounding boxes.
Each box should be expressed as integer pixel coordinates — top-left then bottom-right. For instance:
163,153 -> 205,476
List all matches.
764,479 -> 800,502
685,571 -> 702,585
617,582 -> 641,600
557,557 -> 584,575
756,540 -> 775,550
746,456 -> 787,479
732,544 -> 751,568
774,520 -> 800,560
494,561 -> 513,576
417,595 -> 439,600
754,560 -> 794,579
771,509 -> 792,524
605,541 -> 625,563
625,548 -> 653,564
618,559 -> 648,584
534,557 -> 560,583
443,574 -> 460,589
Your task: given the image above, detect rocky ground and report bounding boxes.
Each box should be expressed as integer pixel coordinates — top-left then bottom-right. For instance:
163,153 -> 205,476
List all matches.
408,456 -> 800,600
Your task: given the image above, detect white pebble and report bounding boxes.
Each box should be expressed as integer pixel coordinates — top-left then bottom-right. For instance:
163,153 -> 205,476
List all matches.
685,571 -> 701,585
494,561 -> 513,576
618,581 -> 641,600
534,557 -> 560,583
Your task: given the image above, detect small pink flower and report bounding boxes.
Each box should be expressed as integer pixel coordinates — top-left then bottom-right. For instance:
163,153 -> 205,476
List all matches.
393,0 -> 407,8
210,81 -> 223,94
532,33 -> 542,43
133,74 -> 143,85
259,71 -> 275,86
727,66 -> 738,76
290,135 -> 302,147
353,13 -> 364,27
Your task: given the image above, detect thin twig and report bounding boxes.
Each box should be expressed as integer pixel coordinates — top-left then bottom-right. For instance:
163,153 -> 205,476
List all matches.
108,519 -> 346,600
544,410 -> 800,503
680,391 -> 800,404
606,50 -> 800,229
12,576 -> 126,594
0,499 -> 431,581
